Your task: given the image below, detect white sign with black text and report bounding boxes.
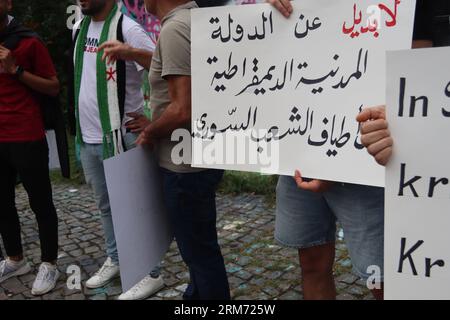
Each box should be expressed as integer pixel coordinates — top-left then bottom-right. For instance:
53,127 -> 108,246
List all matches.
191,0 -> 416,186
385,47 -> 450,300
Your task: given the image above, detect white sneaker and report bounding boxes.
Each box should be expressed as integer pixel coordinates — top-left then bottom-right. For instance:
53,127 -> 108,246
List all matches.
118,275 -> 164,300
85,257 -> 120,289
31,262 -> 60,296
0,258 -> 32,283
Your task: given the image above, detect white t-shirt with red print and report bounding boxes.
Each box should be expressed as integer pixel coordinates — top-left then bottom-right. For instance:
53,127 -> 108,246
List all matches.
73,15 -> 154,144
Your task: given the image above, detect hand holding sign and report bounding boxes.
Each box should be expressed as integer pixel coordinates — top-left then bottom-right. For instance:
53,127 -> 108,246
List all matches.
356,105 -> 393,166
266,0 -> 293,18
294,170 -> 334,193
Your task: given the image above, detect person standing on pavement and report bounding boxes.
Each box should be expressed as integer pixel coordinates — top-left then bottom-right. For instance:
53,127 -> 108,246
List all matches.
73,0 -> 163,300
0,0 -> 61,296
135,0 -> 231,300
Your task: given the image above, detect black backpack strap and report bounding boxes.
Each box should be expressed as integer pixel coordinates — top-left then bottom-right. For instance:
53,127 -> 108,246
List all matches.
116,14 -> 126,124
68,22 -> 82,136
74,28 -> 81,43
116,14 -> 127,151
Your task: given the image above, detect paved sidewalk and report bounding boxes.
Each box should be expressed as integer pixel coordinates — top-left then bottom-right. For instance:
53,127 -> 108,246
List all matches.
0,182 -> 372,300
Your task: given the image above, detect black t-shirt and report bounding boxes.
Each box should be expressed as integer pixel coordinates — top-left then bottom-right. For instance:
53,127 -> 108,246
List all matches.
414,0 -> 450,46
195,0 -> 229,7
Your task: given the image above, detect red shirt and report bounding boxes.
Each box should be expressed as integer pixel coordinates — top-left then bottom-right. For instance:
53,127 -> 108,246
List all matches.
0,37 -> 57,142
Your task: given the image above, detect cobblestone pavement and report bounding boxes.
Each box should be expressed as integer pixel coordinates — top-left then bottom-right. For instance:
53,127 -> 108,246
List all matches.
0,182 -> 372,300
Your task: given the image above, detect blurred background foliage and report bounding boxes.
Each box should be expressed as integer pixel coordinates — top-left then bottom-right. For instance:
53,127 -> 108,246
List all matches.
12,1 -> 75,97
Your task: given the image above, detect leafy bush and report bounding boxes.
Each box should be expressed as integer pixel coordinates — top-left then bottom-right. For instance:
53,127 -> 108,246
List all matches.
12,1 -> 74,79
219,171 -> 278,203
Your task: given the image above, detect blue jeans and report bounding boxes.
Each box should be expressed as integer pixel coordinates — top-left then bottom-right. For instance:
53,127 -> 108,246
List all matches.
160,168 -> 230,300
80,133 -> 160,277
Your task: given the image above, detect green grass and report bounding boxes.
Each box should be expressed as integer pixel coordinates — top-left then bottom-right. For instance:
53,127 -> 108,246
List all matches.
218,171 -> 278,204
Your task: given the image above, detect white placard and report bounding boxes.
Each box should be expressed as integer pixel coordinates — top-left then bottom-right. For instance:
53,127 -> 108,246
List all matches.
385,47 -> 450,300
104,146 -> 173,292
191,0 -> 417,186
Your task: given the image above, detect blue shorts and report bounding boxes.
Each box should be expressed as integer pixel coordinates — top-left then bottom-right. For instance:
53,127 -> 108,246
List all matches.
275,175 -> 384,280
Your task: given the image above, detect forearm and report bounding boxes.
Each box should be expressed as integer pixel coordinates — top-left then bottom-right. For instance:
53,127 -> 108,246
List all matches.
18,72 -> 60,97
129,48 -> 152,70
146,102 -> 190,140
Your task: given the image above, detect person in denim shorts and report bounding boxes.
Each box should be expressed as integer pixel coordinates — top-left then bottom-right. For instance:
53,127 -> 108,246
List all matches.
268,0 -> 436,300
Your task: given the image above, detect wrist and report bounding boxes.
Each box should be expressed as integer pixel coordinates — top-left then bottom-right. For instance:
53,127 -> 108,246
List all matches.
12,65 -> 24,78
144,124 -> 152,136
